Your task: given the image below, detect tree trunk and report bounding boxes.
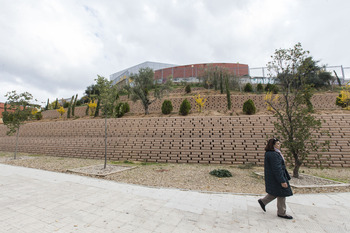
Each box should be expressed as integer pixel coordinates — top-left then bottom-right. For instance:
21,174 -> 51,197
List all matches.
145,105 -> 149,115
14,126 -> 20,160
293,159 -> 302,178
104,116 -> 107,169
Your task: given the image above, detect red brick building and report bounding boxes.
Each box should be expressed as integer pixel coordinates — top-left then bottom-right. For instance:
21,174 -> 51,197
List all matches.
0,103 -> 5,123
154,63 -> 249,83
0,103 -> 23,123
0,103 -> 6,118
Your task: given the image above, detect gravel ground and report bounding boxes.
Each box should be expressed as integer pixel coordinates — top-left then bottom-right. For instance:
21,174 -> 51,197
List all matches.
1,152 -> 349,195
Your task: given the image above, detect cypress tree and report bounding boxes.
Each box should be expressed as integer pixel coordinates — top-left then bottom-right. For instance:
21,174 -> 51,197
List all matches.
225,76 -> 232,110
213,68 -> 218,90
220,70 -> 224,94
85,105 -> 89,116
45,98 -> 49,110
67,95 -> 74,118
54,98 -> 58,109
72,94 -> 78,116
94,98 -> 100,117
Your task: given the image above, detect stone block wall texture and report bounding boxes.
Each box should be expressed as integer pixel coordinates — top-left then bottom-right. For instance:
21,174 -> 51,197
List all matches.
1,114 -> 349,167
42,93 -> 339,119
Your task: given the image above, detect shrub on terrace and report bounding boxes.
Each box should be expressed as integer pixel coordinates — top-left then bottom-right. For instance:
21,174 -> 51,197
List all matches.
123,102 -> 130,113
243,99 -> 256,115
179,99 -> 191,116
161,100 -> 173,114
244,83 -> 253,92
265,83 -> 279,94
35,112 -> 43,120
115,103 -> 126,118
257,83 -> 264,93
185,85 -> 191,94
336,94 -> 346,108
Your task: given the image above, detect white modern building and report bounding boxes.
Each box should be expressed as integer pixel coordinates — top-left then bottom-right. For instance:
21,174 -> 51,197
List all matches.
110,61 -> 177,86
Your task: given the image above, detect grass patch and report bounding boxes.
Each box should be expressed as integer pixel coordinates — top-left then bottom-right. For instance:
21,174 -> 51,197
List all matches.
109,160 -> 140,166
28,154 -> 42,157
123,160 -> 134,164
250,172 -> 263,180
140,161 -> 162,166
237,163 -> 254,169
316,175 -> 348,183
109,161 -> 125,165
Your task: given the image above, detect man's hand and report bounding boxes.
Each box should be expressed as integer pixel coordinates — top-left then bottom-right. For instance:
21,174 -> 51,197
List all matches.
281,182 -> 288,188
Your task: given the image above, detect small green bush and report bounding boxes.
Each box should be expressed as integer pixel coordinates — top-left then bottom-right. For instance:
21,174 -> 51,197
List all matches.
35,112 -> 43,120
123,102 -> 130,113
115,103 -> 126,118
179,99 -> 191,116
161,100 -> 173,114
257,83 -> 263,93
265,83 -> 279,94
76,100 -> 82,106
63,102 -> 69,108
265,83 -> 272,92
243,99 -> 256,115
209,169 -> 232,178
185,85 -> 191,94
271,84 -> 279,94
244,83 -> 253,92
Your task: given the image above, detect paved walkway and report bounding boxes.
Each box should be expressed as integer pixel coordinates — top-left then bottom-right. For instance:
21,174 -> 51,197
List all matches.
0,164 -> 349,233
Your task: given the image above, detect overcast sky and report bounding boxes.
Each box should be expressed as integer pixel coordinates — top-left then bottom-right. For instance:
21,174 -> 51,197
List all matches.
1,0 -> 349,105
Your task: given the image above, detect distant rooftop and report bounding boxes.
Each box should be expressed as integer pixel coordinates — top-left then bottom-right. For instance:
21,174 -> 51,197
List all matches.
110,61 -> 177,85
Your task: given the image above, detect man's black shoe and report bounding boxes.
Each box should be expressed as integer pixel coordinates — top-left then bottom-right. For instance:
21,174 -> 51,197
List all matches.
278,214 -> 293,219
258,199 -> 266,212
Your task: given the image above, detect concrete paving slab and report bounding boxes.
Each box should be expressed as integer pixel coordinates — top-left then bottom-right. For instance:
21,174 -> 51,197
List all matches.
0,164 -> 349,233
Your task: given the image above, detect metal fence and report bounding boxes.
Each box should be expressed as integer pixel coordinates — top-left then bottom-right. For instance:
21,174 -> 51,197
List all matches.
156,65 -> 349,84
249,65 -> 349,84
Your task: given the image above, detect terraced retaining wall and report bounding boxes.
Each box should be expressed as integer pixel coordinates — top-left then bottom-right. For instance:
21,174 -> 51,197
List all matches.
41,93 -> 339,119
1,114 -> 349,167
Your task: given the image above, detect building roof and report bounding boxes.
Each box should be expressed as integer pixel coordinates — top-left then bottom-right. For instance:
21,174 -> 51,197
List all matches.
110,61 -> 177,85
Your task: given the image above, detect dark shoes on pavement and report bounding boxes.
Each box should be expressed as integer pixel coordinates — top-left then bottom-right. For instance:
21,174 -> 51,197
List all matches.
278,214 -> 293,219
258,199 -> 266,212
258,199 -> 293,219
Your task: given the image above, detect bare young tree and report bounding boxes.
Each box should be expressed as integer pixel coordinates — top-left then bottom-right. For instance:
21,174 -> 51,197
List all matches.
94,75 -> 119,169
2,91 -> 36,159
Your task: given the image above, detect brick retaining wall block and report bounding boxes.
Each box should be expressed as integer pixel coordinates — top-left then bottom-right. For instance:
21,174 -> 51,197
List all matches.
1,114 -> 349,167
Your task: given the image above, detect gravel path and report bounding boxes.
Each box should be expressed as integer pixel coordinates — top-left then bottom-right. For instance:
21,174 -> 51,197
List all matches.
1,152 -> 349,194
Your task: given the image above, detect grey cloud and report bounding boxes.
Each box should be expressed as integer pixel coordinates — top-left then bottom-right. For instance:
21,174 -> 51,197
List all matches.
1,0 -> 350,104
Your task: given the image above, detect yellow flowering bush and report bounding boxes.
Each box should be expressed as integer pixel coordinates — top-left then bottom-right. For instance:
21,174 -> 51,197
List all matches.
193,94 -> 207,113
88,100 -> 97,116
264,91 -> 279,111
31,108 -> 38,116
338,82 -> 350,110
57,106 -> 66,118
